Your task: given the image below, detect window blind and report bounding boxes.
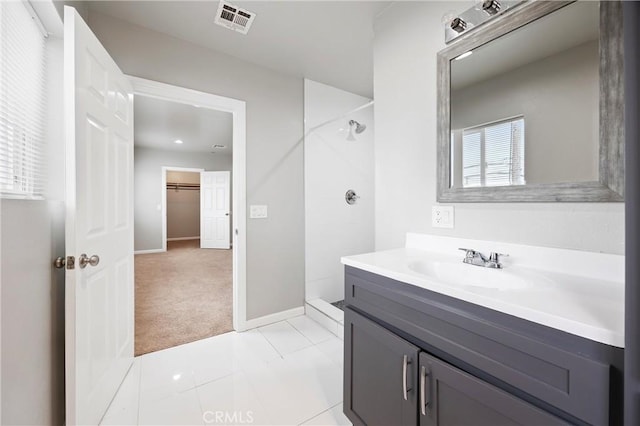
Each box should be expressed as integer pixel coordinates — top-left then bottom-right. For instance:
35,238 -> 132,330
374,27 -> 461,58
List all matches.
0,1 -> 48,199
462,117 -> 525,188
462,130 -> 482,187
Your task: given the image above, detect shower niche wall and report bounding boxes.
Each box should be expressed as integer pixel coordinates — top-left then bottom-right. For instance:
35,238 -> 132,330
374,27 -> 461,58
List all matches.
303,79 -> 374,333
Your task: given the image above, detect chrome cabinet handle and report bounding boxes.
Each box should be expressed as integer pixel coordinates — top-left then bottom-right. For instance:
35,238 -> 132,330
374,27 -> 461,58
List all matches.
403,355 -> 412,401
79,254 -> 100,269
420,365 -> 431,416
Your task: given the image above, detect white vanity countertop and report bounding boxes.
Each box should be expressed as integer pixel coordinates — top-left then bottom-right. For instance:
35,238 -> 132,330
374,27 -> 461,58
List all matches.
341,234 -> 625,348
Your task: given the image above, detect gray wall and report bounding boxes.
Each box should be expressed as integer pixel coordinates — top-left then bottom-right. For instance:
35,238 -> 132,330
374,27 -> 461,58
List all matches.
1,37 -> 65,425
88,10 -> 308,319
134,147 -> 231,251
451,41 -> 599,186
373,2 -> 624,255
166,171 -> 201,240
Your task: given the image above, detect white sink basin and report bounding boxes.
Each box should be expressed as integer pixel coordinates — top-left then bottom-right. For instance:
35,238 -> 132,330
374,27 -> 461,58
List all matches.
407,259 -> 530,290
342,233 -> 625,347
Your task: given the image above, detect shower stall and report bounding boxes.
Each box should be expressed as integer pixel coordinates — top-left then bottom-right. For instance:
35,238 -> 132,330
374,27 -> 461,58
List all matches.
303,79 -> 374,336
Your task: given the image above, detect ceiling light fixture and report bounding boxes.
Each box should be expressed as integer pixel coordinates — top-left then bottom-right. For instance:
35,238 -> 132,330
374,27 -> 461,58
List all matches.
450,17 -> 467,33
174,139 -> 183,144
476,0 -> 501,16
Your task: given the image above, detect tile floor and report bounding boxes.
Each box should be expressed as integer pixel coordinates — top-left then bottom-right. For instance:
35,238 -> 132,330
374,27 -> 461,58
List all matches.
101,315 -> 352,426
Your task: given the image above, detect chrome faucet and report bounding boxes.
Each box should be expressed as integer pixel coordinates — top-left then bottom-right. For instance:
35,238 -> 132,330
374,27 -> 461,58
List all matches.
458,248 -> 508,269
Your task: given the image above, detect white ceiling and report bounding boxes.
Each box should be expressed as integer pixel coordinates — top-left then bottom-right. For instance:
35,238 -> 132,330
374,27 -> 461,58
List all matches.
134,95 -> 233,154
87,1 -> 391,98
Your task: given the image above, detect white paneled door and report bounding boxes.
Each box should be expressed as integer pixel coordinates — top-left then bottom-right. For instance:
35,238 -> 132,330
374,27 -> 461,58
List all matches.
201,171 -> 231,249
64,7 -> 134,425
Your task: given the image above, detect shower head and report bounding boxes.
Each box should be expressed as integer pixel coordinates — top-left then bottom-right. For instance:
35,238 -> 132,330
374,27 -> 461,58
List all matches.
349,120 -> 366,134
347,120 -> 366,141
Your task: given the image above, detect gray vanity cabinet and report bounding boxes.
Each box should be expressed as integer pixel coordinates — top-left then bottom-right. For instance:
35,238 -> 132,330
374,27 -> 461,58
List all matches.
419,352 -> 566,426
343,266 -> 624,426
344,306 -> 418,426
345,307 -> 567,426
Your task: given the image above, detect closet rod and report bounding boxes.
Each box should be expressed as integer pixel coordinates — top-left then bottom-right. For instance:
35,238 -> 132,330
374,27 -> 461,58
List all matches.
166,182 -> 200,191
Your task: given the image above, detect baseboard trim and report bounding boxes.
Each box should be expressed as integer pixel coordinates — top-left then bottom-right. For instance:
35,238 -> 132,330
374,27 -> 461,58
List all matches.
305,302 -> 344,340
167,236 -> 200,241
134,248 -> 165,255
306,298 -> 343,322
240,306 -> 305,331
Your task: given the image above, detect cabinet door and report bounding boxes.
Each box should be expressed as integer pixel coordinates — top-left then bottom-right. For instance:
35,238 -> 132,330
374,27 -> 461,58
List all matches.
344,308 -> 419,426
419,352 -> 567,426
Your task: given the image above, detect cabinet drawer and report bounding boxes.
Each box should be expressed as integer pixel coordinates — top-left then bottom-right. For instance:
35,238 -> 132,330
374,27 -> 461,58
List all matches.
346,266 -> 616,426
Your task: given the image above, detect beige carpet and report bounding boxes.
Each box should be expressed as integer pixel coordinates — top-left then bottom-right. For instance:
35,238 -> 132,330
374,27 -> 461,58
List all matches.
135,240 -> 233,356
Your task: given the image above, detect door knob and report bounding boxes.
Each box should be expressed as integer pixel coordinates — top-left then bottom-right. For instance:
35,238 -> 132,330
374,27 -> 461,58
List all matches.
79,254 -> 100,269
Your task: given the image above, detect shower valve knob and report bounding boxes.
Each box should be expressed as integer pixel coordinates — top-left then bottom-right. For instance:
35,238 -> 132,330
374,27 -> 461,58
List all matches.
345,190 -> 360,205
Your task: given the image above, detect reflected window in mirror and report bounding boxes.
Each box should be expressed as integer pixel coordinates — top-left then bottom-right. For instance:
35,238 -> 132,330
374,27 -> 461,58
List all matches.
452,116 -> 525,188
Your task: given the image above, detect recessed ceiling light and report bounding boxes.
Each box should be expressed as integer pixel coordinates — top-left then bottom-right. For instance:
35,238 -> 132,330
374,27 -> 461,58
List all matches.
174,139 -> 183,144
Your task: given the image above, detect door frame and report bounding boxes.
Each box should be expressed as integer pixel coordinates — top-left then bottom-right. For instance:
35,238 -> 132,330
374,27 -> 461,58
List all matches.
130,76 -> 248,331
161,166 -> 205,250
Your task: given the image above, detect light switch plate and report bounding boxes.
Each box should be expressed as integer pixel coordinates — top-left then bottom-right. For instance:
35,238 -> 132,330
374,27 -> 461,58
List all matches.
432,205 -> 454,228
250,205 -> 268,219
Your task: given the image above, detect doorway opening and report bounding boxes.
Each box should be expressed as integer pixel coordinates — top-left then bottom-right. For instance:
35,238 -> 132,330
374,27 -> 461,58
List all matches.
162,168 -> 233,252
129,77 -> 247,355
163,167 -> 205,250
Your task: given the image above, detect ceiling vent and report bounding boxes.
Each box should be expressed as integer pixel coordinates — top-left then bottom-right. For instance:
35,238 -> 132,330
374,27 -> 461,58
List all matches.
214,1 -> 256,35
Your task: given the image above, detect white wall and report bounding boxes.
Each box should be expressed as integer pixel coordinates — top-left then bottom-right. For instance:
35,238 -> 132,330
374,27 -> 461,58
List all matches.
89,11 -> 305,319
134,147 -> 231,251
1,36 -> 65,425
166,171 -> 201,240
373,2 -> 624,255
304,79 -> 374,303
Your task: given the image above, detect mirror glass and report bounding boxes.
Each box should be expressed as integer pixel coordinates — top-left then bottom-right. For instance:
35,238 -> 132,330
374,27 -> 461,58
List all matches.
449,2 -> 599,189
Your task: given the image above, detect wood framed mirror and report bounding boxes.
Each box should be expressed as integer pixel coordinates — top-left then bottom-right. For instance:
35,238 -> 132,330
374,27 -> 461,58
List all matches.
437,1 -> 624,202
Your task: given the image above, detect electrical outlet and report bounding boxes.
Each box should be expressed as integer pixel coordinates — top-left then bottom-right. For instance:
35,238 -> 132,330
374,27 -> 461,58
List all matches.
250,205 -> 268,219
432,205 -> 454,229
